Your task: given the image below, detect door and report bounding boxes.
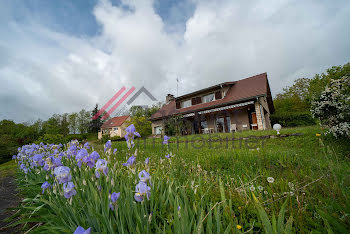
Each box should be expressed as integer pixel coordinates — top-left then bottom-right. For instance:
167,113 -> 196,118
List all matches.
251,112 -> 258,130
216,117 -> 225,133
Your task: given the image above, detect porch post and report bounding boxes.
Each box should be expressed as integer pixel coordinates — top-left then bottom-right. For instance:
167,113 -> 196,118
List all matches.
254,101 -> 265,130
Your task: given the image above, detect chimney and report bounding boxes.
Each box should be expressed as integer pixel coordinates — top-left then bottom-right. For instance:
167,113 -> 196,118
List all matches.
166,94 -> 175,103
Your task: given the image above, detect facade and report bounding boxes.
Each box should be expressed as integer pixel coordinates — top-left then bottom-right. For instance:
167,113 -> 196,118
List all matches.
98,115 -> 130,139
150,73 -> 274,135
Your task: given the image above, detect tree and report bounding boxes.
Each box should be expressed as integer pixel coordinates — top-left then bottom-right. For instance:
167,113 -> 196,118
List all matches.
42,115 -> 62,134
60,113 -> 70,136
89,104 -> 104,133
129,103 -> 161,118
125,116 -> 152,137
69,113 -> 78,134
78,109 -> 90,134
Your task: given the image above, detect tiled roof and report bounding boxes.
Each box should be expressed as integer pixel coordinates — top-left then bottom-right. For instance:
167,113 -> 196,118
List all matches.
101,115 -> 129,128
150,73 -> 274,120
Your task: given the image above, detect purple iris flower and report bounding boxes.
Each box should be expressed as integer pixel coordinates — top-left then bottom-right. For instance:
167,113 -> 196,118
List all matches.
33,154 -> 44,166
41,181 -> 50,194
113,148 -> 118,154
52,157 -> 62,167
124,124 -> 141,148
95,159 -> 108,178
63,182 -> 77,199
82,151 -> 100,168
76,148 -> 88,168
54,166 -> 72,184
122,155 -> 136,167
83,142 -> 90,149
43,157 -> 53,171
90,151 -> 100,160
104,140 -> 112,152
145,157 -> 149,165
134,182 -> 151,202
163,135 -> 170,145
20,163 -> 28,174
109,192 -> 120,210
165,154 -> 172,159
74,226 -> 91,234
111,192 -> 120,203
12,155 -> 17,160
77,148 -> 88,158
138,170 -> 152,185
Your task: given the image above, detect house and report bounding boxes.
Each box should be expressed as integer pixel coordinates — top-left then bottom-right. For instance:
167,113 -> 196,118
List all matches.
98,115 -> 130,139
150,73 -> 274,135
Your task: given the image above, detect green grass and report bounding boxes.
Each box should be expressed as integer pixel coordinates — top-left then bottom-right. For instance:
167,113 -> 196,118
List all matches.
8,125 -> 350,233
0,160 -> 16,181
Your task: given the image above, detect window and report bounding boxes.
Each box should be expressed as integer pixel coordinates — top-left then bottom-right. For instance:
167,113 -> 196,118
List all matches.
216,117 -> 225,133
181,100 -> 191,108
200,121 -> 208,129
191,96 -> 202,105
154,126 -> 163,135
203,93 -> 214,103
113,127 -> 118,131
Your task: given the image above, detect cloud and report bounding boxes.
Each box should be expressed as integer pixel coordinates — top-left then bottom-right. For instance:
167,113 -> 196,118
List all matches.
0,0 -> 349,122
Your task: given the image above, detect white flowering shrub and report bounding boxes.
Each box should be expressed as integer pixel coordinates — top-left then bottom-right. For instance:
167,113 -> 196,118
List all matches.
311,76 -> 350,138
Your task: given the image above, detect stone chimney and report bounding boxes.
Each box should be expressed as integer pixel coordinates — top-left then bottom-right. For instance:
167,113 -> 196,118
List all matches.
166,94 -> 175,103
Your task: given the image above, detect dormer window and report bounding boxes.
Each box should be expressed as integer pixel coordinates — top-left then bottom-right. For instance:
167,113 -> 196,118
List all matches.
181,100 -> 191,108
203,93 -> 215,103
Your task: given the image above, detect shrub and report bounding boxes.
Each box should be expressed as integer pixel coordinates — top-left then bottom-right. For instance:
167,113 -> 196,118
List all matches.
110,136 -> 122,141
270,112 -> 316,127
311,76 -> 350,138
36,134 -> 65,144
100,134 -> 110,143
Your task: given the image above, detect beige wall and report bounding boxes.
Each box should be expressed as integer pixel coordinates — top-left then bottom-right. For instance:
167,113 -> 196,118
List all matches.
229,109 -> 250,131
98,116 -> 131,139
257,96 -> 272,129
151,119 -> 164,135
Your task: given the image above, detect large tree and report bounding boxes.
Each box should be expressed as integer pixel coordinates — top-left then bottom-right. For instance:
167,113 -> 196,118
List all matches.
78,109 -> 91,134
68,113 -> 78,134
89,104 -> 104,133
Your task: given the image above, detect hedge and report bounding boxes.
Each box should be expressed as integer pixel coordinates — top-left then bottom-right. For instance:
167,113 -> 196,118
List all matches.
270,112 -> 316,127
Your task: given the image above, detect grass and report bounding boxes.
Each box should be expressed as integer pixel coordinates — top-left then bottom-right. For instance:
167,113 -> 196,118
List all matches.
6,125 -> 350,233
0,160 -> 16,181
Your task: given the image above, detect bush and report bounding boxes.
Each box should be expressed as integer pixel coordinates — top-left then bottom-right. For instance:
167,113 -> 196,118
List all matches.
36,134 -> 89,145
271,112 -> 316,127
65,134 -> 87,142
110,136 -> 122,141
311,76 -> 350,138
36,134 -> 65,144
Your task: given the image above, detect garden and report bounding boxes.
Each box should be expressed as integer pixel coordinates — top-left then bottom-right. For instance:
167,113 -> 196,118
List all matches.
2,124 -> 349,233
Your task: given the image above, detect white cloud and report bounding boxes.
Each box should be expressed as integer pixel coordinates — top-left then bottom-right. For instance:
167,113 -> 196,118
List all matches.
0,0 -> 349,122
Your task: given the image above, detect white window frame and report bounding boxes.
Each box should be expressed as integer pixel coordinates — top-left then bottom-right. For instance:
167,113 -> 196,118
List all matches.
181,100 -> 191,108
203,93 -> 215,103
154,126 -> 163,135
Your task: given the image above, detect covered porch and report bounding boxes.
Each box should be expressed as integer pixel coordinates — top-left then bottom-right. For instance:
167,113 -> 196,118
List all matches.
178,100 -> 269,135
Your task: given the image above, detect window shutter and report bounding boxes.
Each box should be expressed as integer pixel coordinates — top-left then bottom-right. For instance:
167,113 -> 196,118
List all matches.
191,97 -> 196,105
215,91 -> 222,100
176,102 -> 181,109
196,96 -> 202,104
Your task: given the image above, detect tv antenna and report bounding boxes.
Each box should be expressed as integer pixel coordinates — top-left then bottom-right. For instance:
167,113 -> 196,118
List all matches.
176,78 -> 179,97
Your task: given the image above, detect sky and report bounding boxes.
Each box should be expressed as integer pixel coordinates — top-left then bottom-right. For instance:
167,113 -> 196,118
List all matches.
0,0 -> 349,123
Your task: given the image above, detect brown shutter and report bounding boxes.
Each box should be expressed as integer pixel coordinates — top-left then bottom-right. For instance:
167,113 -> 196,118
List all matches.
196,96 -> 202,104
215,91 -> 222,100
176,101 -> 181,109
191,97 -> 196,105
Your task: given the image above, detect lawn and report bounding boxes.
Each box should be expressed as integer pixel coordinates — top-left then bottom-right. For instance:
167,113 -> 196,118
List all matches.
5,125 -> 350,233
0,160 -> 16,181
